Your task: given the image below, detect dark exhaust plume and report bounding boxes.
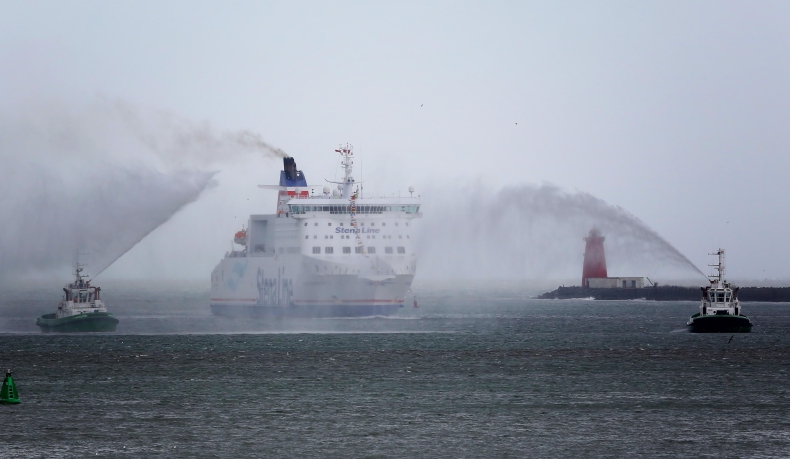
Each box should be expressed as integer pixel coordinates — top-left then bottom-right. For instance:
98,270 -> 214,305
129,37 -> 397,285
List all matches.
416,183 -> 705,281
106,100 -> 288,165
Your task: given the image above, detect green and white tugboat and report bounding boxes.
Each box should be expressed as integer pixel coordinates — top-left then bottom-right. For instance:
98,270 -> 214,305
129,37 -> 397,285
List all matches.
36,265 -> 119,333
687,249 -> 752,333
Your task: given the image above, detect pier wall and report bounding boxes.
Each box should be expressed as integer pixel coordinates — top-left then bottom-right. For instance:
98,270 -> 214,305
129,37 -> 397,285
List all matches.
537,286 -> 790,302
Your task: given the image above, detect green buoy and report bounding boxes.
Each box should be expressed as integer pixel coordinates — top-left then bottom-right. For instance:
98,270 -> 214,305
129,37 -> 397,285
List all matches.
1,370 -> 20,404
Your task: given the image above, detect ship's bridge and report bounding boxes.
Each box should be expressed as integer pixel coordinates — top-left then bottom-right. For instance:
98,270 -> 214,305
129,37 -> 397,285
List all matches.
287,197 -> 421,218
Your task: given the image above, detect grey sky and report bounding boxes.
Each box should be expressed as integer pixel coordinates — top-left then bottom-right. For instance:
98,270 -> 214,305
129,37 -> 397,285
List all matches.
2,1 -> 789,280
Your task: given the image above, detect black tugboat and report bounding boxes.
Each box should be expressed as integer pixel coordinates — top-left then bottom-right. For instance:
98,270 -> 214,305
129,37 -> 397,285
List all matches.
687,249 -> 752,333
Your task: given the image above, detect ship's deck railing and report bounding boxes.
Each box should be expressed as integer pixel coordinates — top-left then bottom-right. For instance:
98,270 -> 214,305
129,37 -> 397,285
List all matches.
289,204 -> 420,215
283,190 -> 420,200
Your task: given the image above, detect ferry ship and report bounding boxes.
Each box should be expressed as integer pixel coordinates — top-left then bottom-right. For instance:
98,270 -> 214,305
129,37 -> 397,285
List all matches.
687,249 -> 752,333
210,146 -> 421,318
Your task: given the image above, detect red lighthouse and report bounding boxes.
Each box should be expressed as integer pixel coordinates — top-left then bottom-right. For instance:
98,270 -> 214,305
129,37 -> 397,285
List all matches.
582,227 -> 607,287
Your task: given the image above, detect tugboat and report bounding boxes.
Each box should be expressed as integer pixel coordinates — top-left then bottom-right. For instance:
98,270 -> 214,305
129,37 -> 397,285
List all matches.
36,265 -> 119,333
687,249 -> 752,333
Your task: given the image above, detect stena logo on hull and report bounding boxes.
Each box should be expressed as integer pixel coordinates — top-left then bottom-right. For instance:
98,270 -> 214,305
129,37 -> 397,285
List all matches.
257,267 -> 294,307
335,227 -> 380,234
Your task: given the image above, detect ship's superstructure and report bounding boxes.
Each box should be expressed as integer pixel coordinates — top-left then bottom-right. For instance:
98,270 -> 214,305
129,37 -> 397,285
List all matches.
210,146 -> 421,318
687,249 -> 752,333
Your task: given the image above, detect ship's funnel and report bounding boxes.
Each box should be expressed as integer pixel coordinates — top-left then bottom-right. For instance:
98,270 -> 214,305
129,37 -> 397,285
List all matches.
582,227 -> 607,287
279,157 -> 307,187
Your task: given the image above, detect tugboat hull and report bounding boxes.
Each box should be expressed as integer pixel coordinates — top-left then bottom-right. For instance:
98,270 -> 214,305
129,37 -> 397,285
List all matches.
36,312 -> 119,333
687,313 -> 752,333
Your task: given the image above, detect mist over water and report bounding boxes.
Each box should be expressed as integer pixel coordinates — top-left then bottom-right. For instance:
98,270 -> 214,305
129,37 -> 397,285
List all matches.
0,98 -> 285,279
416,183 -> 705,283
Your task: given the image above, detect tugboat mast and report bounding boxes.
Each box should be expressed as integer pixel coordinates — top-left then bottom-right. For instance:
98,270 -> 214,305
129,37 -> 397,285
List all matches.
708,249 -> 726,286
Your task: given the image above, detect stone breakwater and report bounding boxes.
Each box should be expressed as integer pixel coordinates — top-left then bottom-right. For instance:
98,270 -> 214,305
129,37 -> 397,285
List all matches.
537,286 -> 790,302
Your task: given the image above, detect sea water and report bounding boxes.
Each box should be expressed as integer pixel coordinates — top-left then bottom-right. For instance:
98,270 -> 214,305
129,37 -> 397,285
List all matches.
1,280 -> 789,458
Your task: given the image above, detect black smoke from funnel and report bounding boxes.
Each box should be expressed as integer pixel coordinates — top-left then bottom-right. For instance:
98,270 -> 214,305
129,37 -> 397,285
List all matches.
0,98 -> 285,279
416,183 -> 705,281
107,99 -> 288,165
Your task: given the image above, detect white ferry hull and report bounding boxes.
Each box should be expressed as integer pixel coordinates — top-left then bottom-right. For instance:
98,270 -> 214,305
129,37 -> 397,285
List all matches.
210,254 -> 415,318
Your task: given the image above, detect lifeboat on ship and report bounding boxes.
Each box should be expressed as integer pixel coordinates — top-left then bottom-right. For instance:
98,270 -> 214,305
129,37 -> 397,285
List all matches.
234,228 -> 247,246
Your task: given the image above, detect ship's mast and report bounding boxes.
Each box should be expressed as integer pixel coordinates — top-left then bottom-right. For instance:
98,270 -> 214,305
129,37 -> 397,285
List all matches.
337,145 -> 365,254
73,263 -> 90,284
708,249 -> 726,286
335,145 -> 355,199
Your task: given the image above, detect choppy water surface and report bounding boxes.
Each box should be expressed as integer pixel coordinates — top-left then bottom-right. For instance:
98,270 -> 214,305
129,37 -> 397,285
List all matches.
1,280 -> 789,458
